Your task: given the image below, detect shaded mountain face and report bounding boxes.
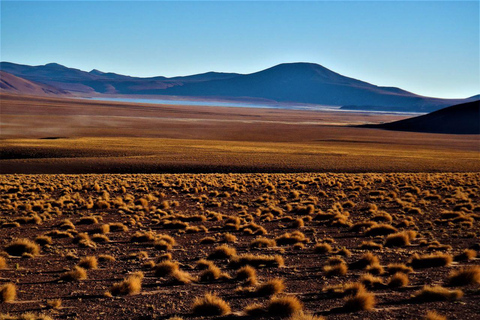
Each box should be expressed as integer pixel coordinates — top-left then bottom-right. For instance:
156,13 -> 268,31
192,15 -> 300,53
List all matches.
0,71 -> 70,96
365,100 -> 480,134
0,61 -> 474,112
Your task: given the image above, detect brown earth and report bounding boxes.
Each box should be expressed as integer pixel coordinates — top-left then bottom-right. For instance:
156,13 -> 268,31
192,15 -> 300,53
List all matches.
0,173 -> 479,320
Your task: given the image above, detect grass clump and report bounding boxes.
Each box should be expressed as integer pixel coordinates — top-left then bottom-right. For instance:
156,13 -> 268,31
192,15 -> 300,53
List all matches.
5,239 -> 40,257
46,299 -> 62,309
454,249 -> 477,262
423,311 -> 447,320
130,231 -> 156,243
359,274 -> 384,289
288,312 -> 325,320
78,256 -> 98,269
314,243 -> 332,254
384,230 -> 417,247
413,285 -> 463,302
447,266 -> 480,286
255,278 -> 285,296
0,313 -> 53,320
230,253 -> 284,268
276,231 -> 307,246
34,235 -> 52,246
386,263 -> 413,274
109,271 -> 144,296
236,265 -> 258,286
0,283 -> 16,302
192,293 -> 231,316
323,263 -> 348,277
60,266 -> 87,281
207,245 -> 237,260
98,254 -> 116,262
91,234 -> 109,243
409,252 -> 453,269
365,224 -> 398,236
78,216 -> 98,225
388,272 -> 409,288
343,291 -> 376,312
109,222 -> 128,232
154,260 -> 179,277
0,257 -> 7,269
266,296 -> 303,317
358,241 -> 383,250
250,237 -> 276,248
199,264 -> 223,282
171,270 -> 195,284
349,253 -> 379,270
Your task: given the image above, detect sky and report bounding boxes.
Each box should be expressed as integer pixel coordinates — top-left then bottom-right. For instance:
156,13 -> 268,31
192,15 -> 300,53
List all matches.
1,1 -> 479,99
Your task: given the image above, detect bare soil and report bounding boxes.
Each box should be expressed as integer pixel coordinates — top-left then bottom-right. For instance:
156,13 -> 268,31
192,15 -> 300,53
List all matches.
1,173 -> 479,320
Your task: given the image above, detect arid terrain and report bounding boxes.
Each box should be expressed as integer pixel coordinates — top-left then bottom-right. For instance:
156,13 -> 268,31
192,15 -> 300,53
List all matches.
0,173 -> 479,320
1,94 -> 479,174
1,93 -> 479,320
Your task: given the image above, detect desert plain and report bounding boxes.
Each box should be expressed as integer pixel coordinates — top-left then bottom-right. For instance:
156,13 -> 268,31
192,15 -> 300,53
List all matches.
0,93 -> 479,320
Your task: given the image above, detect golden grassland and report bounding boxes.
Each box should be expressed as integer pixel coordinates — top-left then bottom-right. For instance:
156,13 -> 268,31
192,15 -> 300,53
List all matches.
1,93 -> 479,173
2,136 -> 479,173
0,173 -> 479,319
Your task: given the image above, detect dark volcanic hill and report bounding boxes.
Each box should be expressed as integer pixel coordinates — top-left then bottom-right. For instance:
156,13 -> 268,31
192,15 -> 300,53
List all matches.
365,100 -> 480,134
0,71 -> 70,96
0,61 -> 475,112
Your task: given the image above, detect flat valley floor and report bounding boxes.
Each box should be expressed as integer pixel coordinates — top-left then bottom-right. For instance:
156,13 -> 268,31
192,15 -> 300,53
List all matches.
1,93 -> 479,173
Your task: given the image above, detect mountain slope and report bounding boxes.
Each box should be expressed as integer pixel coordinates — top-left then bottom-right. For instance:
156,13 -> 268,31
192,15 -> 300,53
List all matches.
0,61 -> 475,112
156,63 -> 462,111
365,100 -> 480,134
0,71 -> 70,96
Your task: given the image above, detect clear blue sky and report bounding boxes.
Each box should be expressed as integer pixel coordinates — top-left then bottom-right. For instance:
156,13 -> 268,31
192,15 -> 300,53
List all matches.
1,1 -> 479,98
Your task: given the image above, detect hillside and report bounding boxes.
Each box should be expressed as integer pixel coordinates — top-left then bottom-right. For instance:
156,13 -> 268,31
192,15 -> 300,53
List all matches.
366,100 -> 480,134
0,71 -> 70,96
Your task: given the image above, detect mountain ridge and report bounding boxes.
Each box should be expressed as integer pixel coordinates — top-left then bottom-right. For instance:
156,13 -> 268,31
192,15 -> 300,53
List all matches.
1,61 -> 476,112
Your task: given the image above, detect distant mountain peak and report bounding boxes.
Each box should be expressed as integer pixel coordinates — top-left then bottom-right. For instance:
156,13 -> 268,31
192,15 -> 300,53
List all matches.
44,63 -> 67,68
90,69 -> 105,75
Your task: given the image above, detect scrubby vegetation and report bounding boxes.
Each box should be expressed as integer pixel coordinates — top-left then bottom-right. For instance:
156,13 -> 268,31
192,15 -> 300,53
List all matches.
0,173 -> 478,319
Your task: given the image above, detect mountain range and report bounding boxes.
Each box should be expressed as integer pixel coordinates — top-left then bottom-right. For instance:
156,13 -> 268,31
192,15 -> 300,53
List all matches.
1,61 -> 477,112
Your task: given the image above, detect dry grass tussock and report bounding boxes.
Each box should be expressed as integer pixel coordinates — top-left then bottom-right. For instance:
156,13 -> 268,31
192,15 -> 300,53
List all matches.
5,239 -> 40,257
343,290 -> 376,312
191,293 -> 231,316
77,256 -> 97,269
109,271 -> 144,296
423,311 -> 447,320
255,278 -> 285,296
413,285 -> 463,302
0,283 -> 16,302
60,266 -> 87,281
267,296 -> 303,317
288,312 -> 325,320
0,313 -> 54,320
409,252 -> 453,269
447,266 -> 480,286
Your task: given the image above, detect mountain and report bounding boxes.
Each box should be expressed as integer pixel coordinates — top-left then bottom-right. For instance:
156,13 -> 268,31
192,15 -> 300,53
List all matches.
0,71 -> 70,96
364,100 -> 480,134
0,61 -> 475,112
